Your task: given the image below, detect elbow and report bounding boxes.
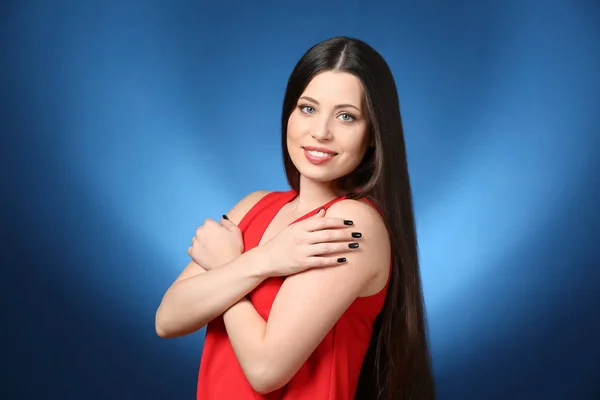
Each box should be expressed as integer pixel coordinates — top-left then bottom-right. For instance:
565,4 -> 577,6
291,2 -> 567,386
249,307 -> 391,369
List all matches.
246,362 -> 290,394
156,327 -> 170,339
155,308 -> 170,338
155,303 -> 206,339
248,374 -> 284,395
155,306 -> 179,339
155,323 -> 171,339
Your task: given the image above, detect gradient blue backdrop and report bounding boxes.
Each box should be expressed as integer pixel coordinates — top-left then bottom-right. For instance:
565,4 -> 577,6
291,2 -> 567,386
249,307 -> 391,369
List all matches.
3,1 -> 599,399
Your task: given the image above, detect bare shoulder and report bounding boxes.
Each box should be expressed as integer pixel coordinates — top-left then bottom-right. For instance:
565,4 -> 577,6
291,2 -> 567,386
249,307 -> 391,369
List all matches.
327,199 -> 389,246
225,190 -> 272,225
328,199 -> 385,227
327,199 -> 388,241
326,199 -> 391,295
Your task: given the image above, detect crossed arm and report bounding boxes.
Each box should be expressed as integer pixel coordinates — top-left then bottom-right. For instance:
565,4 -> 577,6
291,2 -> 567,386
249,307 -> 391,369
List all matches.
156,192 -> 391,394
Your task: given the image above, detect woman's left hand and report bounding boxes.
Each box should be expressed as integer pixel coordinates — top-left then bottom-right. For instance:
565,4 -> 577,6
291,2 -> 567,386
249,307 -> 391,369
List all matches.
188,216 -> 244,270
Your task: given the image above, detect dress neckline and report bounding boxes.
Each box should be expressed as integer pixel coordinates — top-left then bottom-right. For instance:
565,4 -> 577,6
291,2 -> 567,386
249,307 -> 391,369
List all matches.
281,190 -> 349,226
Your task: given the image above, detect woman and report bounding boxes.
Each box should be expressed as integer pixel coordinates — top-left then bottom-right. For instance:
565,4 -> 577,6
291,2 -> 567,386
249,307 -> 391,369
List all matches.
156,36 -> 435,399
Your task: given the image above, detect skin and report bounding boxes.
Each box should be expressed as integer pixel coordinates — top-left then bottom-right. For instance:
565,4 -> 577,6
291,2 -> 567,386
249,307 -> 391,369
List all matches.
155,70 -> 391,394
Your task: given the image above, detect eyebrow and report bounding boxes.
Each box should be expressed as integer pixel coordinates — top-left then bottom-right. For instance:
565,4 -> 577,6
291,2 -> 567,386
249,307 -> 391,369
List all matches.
299,96 -> 361,112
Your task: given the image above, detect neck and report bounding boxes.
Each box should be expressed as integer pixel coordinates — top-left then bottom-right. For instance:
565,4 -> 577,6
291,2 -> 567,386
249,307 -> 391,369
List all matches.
290,175 -> 343,213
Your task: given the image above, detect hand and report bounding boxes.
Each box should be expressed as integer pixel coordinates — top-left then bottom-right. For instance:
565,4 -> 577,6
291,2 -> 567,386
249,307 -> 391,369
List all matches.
188,216 -> 244,270
259,207 -> 361,277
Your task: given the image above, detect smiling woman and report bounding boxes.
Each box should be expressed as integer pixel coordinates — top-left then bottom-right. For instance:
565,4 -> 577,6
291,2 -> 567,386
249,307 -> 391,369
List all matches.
288,72 -> 371,179
155,36 -> 435,400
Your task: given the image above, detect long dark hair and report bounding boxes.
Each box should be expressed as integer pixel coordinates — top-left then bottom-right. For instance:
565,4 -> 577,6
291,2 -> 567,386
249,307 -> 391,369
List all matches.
280,37 -> 436,399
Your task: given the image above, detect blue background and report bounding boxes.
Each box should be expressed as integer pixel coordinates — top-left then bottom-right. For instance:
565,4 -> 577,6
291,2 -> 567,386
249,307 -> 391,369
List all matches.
3,1 -> 599,399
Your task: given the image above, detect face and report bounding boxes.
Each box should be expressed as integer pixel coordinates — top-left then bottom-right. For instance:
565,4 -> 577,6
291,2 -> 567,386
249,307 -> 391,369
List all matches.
286,70 -> 371,186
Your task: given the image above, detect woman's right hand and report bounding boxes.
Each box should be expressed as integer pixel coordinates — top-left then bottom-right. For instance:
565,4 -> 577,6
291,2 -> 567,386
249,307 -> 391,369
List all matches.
258,207 -> 362,277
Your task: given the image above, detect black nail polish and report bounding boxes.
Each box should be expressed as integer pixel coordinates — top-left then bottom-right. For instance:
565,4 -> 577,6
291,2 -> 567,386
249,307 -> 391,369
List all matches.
349,242 -> 359,249
344,220 -> 353,225
337,257 -> 347,263
352,232 -> 362,238
222,214 -> 229,220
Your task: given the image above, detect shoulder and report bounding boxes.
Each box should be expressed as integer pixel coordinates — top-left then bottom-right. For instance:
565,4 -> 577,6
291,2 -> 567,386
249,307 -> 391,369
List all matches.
327,198 -> 388,239
225,190 -> 272,225
326,199 -> 390,287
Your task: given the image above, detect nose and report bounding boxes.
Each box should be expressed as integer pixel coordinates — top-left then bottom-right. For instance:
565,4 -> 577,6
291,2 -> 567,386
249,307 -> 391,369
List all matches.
311,117 -> 333,141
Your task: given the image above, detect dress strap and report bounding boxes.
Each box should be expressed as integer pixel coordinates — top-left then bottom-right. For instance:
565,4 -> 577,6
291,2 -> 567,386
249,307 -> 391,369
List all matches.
288,194 -> 349,225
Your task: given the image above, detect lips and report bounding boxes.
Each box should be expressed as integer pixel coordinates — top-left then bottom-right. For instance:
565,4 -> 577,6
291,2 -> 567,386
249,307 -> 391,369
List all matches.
303,146 -> 337,156
303,146 -> 337,165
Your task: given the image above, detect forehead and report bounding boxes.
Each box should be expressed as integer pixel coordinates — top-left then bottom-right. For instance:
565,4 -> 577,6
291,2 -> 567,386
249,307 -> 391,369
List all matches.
301,71 -> 364,104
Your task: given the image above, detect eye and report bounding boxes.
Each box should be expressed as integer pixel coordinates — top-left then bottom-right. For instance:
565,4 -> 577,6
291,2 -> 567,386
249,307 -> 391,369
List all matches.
338,112 -> 356,122
299,105 -> 315,114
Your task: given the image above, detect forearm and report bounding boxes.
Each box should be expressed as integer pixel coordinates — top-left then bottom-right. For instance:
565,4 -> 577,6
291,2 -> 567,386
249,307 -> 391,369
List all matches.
156,249 -> 268,338
222,299 -> 281,393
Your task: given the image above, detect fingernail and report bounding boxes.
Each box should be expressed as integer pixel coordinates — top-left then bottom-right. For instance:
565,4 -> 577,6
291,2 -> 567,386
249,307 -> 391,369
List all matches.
352,232 -> 362,238
344,220 -> 353,225
349,242 -> 359,249
337,257 -> 347,263
319,207 -> 325,213
222,214 -> 229,220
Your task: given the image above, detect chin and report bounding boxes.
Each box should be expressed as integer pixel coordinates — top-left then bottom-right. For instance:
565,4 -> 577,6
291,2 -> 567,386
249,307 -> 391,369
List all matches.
299,170 -> 340,184
293,159 -> 351,184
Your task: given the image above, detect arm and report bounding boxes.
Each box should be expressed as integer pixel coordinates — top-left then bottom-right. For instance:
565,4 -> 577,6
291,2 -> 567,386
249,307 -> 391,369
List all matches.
222,200 -> 391,393
155,190 -> 270,338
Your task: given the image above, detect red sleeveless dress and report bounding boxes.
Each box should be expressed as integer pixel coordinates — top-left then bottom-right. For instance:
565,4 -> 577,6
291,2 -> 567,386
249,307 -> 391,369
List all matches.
196,190 -> 390,399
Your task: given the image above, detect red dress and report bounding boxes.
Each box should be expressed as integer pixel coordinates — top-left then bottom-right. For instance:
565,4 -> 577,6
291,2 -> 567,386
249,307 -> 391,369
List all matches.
196,190 -> 390,399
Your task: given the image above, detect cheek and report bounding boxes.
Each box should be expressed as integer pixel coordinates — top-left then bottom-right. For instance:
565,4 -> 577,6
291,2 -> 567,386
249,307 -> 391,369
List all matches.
287,112 -> 302,138
286,114 -> 302,155
344,129 -> 370,156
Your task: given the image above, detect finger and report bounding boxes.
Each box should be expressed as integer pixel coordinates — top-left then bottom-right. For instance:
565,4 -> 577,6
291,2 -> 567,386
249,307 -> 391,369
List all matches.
304,256 -> 349,268
302,216 -> 354,232
307,207 -> 326,218
220,214 -> 238,231
307,229 -> 362,244
307,241 -> 360,257
203,218 -> 218,226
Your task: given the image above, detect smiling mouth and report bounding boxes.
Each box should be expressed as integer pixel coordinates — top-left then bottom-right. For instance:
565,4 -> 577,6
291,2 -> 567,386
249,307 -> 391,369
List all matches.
302,147 -> 338,157
302,147 -> 337,165
305,150 -> 336,158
